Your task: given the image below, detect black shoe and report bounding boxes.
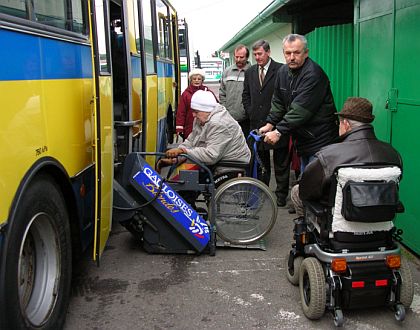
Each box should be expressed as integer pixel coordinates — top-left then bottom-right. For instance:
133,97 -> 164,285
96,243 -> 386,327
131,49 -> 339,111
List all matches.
288,206 -> 296,214
277,200 -> 286,207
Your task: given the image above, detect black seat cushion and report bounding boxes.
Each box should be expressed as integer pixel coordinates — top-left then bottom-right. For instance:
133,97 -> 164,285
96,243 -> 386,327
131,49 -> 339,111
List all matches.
331,231 -> 393,252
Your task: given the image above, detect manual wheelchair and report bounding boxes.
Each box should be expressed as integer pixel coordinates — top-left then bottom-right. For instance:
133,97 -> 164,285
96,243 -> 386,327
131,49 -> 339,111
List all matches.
164,147 -> 278,246
114,130 -> 278,254
285,163 -> 414,326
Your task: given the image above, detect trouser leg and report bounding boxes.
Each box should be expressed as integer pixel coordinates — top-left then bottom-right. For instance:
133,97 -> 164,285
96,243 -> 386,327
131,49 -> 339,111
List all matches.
238,118 -> 250,138
291,184 -> 305,217
273,147 -> 291,205
257,149 -> 271,186
300,154 -> 316,173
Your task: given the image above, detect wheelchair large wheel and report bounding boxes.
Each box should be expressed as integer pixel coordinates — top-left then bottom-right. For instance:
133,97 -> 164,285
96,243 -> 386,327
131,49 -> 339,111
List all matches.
399,256 -> 414,308
299,257 -> 326,320
213,177 -> 277,244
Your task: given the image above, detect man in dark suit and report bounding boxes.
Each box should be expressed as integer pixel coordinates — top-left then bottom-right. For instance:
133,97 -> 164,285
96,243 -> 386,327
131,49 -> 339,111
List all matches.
242,40 -> 290,207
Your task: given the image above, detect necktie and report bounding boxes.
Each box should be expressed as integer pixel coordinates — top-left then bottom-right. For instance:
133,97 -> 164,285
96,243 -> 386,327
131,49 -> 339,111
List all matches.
259,66 -> 265,86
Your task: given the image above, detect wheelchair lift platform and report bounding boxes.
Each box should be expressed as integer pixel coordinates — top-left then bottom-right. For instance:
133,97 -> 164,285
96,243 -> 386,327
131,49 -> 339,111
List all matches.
216,238 -> 267,250
113,152 -> 277,255
114,153 -> 213,255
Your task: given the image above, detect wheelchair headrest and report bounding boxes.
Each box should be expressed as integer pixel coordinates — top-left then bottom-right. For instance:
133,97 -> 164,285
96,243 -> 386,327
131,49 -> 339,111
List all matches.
336,166 -> 401,183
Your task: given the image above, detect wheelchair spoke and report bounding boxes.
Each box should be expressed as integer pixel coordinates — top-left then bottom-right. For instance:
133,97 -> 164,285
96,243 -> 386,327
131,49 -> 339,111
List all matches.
214,177 -> 277,244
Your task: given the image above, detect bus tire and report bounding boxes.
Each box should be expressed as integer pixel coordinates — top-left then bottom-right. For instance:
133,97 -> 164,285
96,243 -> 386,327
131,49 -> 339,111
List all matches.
1,174 -> 72,329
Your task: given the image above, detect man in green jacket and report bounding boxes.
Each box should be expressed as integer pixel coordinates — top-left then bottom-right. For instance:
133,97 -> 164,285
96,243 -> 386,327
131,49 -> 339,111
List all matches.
260,34 -> 338,172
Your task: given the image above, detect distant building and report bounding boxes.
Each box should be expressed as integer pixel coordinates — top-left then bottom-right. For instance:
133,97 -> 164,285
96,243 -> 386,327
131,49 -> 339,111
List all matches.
218,0 -> 291,65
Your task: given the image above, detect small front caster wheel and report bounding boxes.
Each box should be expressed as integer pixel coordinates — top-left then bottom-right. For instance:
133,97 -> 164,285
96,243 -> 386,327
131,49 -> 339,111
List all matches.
333,309 -> 344,327
395,303 -> 406,322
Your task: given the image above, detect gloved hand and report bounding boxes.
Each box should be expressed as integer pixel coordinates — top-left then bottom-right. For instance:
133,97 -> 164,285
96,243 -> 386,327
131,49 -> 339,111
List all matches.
166,148 -> 186,158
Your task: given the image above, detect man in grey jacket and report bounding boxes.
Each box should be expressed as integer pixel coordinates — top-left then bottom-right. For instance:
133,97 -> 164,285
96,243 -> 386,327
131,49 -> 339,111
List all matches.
219,44 -> 251,137
166,90 -> 251,166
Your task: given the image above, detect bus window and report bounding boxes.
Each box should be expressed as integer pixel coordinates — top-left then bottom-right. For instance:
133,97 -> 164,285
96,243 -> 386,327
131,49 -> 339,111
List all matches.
167,11 -> 173,59
155,0 -> 170,59
0,0 -> 27,18
178,19 -> 190,92
71,0 -> 85,33
141,0 -> 156,74
0,0 -> 86,34
33,0 -> 67,30
133,0 -> 141,52
179,27 -> 187,58
94,0 -> 111,74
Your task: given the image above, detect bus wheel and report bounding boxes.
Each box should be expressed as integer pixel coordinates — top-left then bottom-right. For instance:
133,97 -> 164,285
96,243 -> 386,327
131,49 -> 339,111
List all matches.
1,174 -> 72,329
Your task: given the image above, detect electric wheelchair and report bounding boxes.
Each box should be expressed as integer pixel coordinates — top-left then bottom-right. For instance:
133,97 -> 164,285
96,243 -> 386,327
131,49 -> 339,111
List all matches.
285,163 -> 414,326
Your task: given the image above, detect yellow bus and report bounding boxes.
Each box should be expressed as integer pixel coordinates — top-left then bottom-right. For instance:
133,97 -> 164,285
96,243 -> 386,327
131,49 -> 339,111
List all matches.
0,0 -> 182,328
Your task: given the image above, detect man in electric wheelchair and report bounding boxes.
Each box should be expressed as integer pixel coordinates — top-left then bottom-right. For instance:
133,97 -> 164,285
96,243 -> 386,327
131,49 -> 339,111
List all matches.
286,97 -> 413,326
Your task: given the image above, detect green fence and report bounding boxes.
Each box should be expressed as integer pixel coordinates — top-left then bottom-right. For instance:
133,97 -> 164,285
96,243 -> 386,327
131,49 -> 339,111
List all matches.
306,24 -> 354,110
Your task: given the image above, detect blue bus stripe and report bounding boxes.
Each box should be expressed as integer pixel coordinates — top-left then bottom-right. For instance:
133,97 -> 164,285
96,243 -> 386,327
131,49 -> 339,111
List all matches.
156,61 -> 174,78
131,55 -> 142,78
0,29 -> 92,81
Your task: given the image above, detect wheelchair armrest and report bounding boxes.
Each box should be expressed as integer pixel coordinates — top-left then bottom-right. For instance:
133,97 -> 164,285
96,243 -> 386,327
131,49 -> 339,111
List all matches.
303,200 -> 329,217
216,161 -> 249,169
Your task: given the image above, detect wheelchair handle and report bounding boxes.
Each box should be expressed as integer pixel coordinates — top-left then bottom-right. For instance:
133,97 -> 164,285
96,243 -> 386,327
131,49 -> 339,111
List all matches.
248,129 -> 264,142
137,151 -> 215,188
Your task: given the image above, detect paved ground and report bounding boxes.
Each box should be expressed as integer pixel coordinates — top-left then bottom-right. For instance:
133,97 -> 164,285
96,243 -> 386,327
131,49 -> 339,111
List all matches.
65,194 -> 420,330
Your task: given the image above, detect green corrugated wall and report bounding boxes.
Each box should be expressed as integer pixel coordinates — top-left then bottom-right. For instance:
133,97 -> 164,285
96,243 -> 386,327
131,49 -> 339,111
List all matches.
306,24 -> 354,110
354,0 -> 420,254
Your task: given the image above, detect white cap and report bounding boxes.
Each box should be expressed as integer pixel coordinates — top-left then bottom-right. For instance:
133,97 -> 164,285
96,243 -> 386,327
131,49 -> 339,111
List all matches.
189,68 -> 206,80
190,90 -> 217,112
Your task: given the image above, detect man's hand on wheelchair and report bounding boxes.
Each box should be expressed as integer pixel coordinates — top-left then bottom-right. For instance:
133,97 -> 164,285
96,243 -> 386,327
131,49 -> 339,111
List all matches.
259,123 -> 274,135
264,130 -> 281,145
166,147 -> 186,158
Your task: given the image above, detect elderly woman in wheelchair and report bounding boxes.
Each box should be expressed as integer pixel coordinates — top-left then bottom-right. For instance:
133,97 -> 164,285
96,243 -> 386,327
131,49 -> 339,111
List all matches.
157,90 -> 277,245
285,97 -> 413,326
115,91 -> 277,255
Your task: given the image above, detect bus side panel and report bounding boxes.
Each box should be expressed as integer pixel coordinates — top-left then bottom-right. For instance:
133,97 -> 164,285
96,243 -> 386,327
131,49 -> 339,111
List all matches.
0,29 -> 94,224
131,56 -> 143,139
97,75 -> 114,254
156,60 -> 174,152
145,74 -> 158,153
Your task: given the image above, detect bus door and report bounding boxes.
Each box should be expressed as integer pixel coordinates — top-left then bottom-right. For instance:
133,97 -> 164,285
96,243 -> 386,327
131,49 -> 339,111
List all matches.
109,0 -> 134,165
91,0 -> 114,261
171,14 -> 180,110
141,0 -> 158,157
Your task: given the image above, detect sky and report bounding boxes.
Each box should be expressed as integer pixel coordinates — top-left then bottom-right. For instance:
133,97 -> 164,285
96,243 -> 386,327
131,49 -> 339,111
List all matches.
169,0 -> 273,58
